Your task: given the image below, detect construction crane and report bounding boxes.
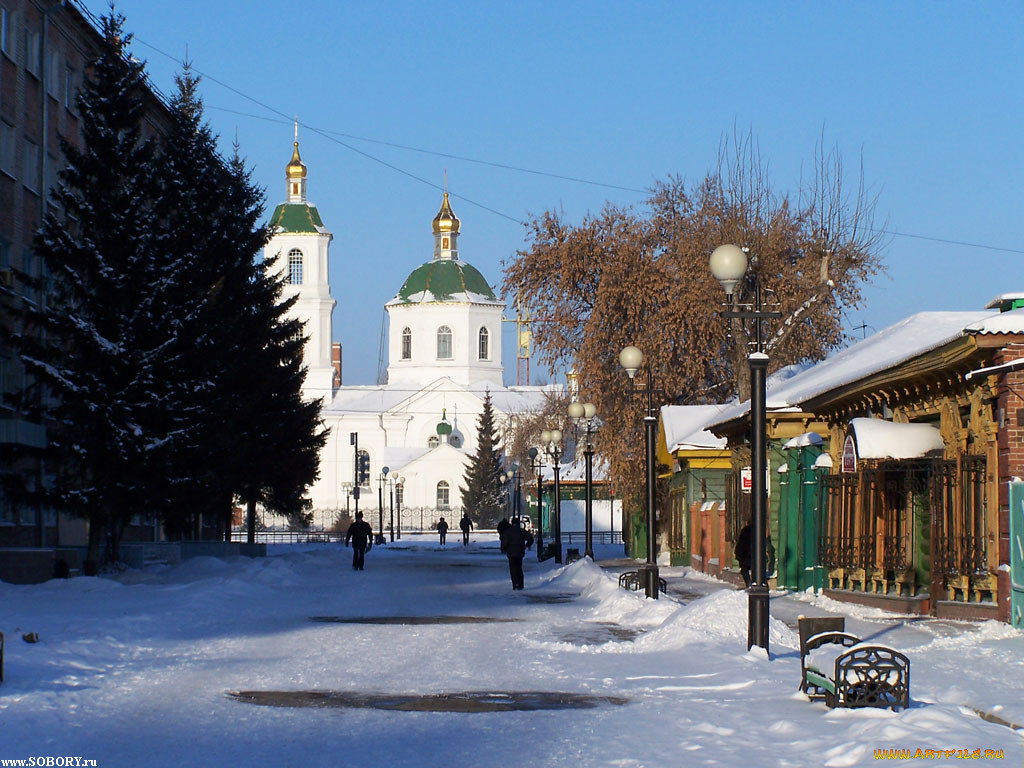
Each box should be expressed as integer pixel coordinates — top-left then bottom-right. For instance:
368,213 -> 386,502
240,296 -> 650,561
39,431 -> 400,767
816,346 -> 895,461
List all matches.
503,292 -> 532,387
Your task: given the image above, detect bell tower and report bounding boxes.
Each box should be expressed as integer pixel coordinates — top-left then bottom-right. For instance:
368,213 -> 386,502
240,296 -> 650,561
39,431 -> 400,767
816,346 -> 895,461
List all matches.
264,123 -> 337,399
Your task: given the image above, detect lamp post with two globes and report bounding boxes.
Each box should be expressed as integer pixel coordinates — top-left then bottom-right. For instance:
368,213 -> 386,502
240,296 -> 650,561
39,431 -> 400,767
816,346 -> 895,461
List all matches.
540,428 -> 563,564
568,401 -> 598,560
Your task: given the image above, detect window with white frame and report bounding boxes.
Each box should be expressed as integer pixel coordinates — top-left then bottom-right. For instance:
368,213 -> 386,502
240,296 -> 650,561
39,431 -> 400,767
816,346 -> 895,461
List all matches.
25,28 -> 40,76
401,327 -> 412,359
436,481 -> 450,509
46,47 -> 60,96
436,325 -> 452,359
64,66 -> 74,109
478,327 -> 489,360
428,435 -> 440,449
287,248 -> 303,285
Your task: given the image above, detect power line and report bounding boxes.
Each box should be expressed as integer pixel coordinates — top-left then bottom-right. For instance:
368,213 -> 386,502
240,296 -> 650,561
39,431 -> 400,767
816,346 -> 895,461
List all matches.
129,36 -> 1024,257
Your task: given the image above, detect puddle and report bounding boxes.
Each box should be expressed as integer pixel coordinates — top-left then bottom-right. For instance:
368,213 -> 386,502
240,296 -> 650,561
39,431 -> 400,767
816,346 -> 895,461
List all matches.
557,622 -> 642,644
228,690 -> 628,712
310,615 -> 520,625
525,593 -> 577,604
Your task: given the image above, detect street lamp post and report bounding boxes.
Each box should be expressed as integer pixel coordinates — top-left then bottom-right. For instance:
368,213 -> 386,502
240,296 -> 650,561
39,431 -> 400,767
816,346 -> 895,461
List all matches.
709,244 -> 780,653
388,476 -> 395,542
391,472 -> 405,540
528,447 -> 544,559
569,401 -> 599,559
541,429 -> 563,564
377,466 -> 390,545
618,346 -> 661,599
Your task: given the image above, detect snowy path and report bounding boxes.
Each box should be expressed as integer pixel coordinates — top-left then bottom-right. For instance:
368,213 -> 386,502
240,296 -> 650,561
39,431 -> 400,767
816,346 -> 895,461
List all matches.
1,539 -> 1022,767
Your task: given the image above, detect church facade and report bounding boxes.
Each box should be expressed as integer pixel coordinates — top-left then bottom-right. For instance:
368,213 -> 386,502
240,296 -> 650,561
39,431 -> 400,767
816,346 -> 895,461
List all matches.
263,138 -> 555,530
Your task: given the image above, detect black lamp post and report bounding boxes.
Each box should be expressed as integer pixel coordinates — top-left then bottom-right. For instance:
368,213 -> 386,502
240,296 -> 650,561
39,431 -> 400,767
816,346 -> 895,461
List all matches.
388,475 -> 395,542
377,466 -> 390,545
619,346 -> 661,599
541,429 -> 563,565
709,243 -> 780,653
529,447 -> 544,559
569,401 -> 598,559
391,472 -> 405,540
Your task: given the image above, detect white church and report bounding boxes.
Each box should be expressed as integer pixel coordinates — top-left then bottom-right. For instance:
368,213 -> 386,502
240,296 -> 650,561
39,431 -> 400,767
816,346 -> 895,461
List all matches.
263,136 -> 556,530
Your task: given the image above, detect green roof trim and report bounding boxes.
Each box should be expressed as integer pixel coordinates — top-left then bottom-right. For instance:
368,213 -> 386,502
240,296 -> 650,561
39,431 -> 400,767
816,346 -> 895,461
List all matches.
392,259 -> 499,304
269,203 -> 326,233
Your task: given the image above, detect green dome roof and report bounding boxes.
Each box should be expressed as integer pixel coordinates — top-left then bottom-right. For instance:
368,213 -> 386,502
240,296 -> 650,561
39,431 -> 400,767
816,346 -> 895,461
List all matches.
269,202 -> 328,234
389,259 -> 500,306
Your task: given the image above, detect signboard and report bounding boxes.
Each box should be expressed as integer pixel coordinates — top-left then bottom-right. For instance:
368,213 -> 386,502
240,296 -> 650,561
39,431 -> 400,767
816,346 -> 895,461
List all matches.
841,434 -> 857,474
740,468 -> 752,493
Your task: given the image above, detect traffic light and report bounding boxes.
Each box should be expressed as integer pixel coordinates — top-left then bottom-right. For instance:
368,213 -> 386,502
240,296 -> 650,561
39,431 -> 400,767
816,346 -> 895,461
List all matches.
357,451 -> 371,485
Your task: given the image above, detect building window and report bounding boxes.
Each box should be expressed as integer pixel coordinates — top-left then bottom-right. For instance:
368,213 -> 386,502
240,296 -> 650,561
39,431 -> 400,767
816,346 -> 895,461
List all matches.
436,325 -> 452,359
442,237 -> 450,249
436,481 -> 450,509
428,435 -> 440,449
288,249 -> 303,285
401,327 -> 412,360
64,67 -> 74,110
478,327 -> 489,360
45,47 -> 60,97
0,121 -> 14,178
22,138 -> 40,193
25,29 -> 40,76
0,8 -> 14,59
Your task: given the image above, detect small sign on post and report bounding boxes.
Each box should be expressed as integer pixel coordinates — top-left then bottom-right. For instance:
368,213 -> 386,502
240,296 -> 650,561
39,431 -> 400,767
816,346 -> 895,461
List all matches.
842,435 -> 857,474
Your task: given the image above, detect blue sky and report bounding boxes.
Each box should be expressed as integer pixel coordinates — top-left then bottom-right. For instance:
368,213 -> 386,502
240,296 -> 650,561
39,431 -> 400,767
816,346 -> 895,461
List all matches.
80,1 -> 1023,385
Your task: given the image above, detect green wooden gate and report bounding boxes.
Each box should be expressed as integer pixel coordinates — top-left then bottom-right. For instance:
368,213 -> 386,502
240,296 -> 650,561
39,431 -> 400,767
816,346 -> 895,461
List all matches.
777,443 -> 826,592
1011,481 -> 1024,628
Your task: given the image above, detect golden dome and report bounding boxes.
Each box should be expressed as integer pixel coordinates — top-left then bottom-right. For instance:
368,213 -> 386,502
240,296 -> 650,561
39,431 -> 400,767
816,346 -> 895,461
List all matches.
431,192 -> 460,234
286,141 -> 306,180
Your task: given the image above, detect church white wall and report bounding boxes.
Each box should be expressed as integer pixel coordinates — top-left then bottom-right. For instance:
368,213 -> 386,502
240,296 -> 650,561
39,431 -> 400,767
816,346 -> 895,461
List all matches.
386,302 -> 503,387
265,230 -> 336,397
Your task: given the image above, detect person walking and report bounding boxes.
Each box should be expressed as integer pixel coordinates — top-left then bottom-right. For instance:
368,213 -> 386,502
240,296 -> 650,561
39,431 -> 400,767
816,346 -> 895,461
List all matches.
735,520 -> 752,587
437,517 -> 449,546
345,511 -> 373,571
459,514 -> 473,546
496,517 -> 511,553
504,517 -> 534,590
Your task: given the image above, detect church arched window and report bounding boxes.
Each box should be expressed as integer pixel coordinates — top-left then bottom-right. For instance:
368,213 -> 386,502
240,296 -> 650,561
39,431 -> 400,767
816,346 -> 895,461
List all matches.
436,481 -> 450,509
478,327 -> 490,360
401,327 -> 412,360
288,249 -> 303,285
437,326 -> 453,359
428,435 -> 440,449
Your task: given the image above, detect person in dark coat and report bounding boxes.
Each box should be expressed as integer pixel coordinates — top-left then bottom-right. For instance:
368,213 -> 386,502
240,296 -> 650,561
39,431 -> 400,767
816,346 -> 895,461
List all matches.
459,514 -> 473,546
735,521 -> 752,587
496,517 -> 511,553
345,511 -> 373,571
437,517 -> 448,546
504,517 -> 534,590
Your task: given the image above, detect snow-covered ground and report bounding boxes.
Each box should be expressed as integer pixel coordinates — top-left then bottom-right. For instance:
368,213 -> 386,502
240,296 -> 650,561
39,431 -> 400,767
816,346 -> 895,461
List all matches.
1,538 -> 1022,767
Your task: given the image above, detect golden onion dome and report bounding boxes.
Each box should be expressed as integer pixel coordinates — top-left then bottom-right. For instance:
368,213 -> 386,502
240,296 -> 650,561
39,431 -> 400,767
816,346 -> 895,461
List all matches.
431,192 -> 460,234
286,141 -> 306,179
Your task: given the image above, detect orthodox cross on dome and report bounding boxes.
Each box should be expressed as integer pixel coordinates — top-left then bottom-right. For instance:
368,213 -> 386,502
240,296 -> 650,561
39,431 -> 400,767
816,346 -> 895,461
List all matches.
432,178 -> 460,261
286,118 -> 307,204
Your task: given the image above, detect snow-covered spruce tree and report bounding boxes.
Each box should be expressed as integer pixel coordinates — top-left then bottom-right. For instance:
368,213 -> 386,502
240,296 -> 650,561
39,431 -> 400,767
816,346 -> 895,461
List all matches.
218,145 -> 326,532
460,390 -> 506,527
16,13 -> 168,566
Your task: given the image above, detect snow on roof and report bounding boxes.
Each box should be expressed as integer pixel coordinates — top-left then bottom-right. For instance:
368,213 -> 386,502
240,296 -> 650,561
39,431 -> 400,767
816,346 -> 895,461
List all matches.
660,405 -> 729,451
782,432 -> 823,449
985,292 -> 1024,309
965,307 -> 1024,334
542,456 -> 610,483
325,380 -> 557,415
851,417 -> 944,459
709,311 -> 993,429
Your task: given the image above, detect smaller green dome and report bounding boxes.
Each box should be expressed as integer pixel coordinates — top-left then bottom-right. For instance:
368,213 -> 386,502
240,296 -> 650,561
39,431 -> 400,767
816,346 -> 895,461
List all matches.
269,202 -> 327,234
436,409 -> 453,436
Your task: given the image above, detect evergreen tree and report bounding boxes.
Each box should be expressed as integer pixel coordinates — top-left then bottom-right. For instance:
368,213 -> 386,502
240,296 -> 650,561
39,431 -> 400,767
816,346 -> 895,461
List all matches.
12,13 -> 169,565
460,391 -> 505,526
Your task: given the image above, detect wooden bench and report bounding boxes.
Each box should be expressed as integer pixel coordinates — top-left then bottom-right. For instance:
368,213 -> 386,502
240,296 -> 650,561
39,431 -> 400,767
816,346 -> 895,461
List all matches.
798,616 -> 910,711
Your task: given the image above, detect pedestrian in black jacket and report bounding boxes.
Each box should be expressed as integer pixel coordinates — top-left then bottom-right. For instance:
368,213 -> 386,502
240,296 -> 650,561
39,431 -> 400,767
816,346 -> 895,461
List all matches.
735,522 -> 752,587
496,517 -> 511,553
437,517 -> 448,546
459,514 -> 473,546
345,512 -> 373,571
504,517 -> 534,590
